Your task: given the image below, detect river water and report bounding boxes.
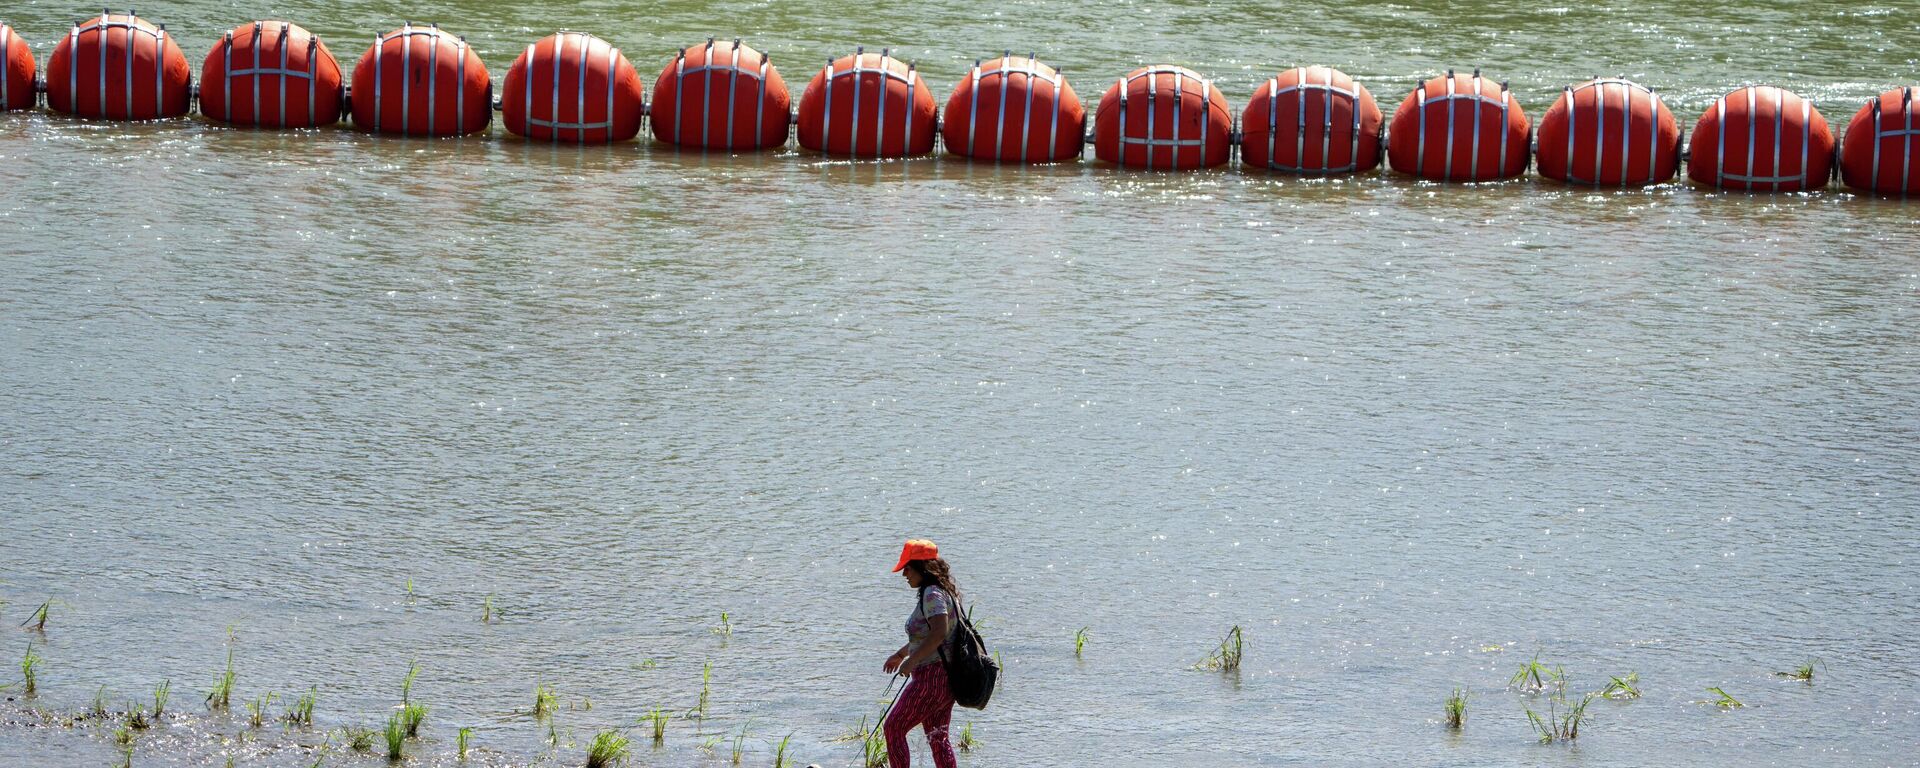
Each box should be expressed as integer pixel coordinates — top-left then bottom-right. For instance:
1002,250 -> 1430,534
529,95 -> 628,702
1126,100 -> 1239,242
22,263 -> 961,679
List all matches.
2,1 -> 1918,766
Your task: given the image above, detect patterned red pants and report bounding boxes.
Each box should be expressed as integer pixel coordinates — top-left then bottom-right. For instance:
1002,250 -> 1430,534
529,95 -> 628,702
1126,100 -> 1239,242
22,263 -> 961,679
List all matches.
884,663 -> 957,768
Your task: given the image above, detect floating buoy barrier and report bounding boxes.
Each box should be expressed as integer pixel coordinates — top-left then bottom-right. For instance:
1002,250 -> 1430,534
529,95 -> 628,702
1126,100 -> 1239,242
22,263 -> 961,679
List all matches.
1240,66 -> 1382,174
1,23 -> 34,111
1094,66 -> 1232,170
1839,87 -> 1918,196
4,11 -> 1920,199
502,31 -> 642,143
45,11 -> 192,120
796,48 -> 936,157
1389,70 -> 1530,182
1686,85 -> 1832,192
350,23 -> 490,136
650,38 -> 788,150
1536,78 -> 1680,186
199,21 -> 342,128
941,53 -> 1084,163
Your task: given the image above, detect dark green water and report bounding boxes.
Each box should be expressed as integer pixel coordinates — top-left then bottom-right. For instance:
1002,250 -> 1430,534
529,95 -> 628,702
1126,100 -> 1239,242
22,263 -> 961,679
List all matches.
1,1 -> 1917,766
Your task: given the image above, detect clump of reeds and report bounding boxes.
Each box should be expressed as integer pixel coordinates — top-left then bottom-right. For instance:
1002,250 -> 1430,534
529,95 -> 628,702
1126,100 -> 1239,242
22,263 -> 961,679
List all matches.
344,725 -> 376,752
1508,653 -> 1564,693
20,600 -> 51,631
1193,626 -> 1244,671
1775,658 -> 1819,682
957,721 -> 977,751
772,732 -> 794,768
534,683 -> 559,719
284,686 -> 316,726
1601,672 -> 1641,700
1525,692 -> 1593,743
1705,686 -> 1743,708
481,594 -> 496,624
693,662 -> 712,718
126,703 -> 152,730
92,685 -> 109,717
835,716 -> 887,768
398,661 -> 427,735
713,612 -> 733,637
1074,627 -> 1090,658
1444,688 -> 1468,728
586,729 -> 632,768
383,713 -> 406,761
642,707 -> 669,744
152,679 -> 171,717
246,691 -> 277,728
457,727 -> 473,759
206,650 -> 235,709
731,723 -> 749,766
20,642 -> 42,695
401,702 -> 428,737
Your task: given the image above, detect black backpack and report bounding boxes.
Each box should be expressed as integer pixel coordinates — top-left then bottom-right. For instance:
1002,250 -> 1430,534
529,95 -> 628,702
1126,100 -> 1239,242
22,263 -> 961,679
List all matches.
924,586 -> 999,709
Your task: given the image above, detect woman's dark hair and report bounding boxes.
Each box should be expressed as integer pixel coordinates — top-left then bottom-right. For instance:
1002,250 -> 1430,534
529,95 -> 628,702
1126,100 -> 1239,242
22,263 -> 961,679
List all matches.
907,557 -> 961,602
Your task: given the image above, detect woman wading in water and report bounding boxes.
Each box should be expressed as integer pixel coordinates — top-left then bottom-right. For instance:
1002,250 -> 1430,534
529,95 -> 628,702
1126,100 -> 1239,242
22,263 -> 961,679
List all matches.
881,539 -> 960,768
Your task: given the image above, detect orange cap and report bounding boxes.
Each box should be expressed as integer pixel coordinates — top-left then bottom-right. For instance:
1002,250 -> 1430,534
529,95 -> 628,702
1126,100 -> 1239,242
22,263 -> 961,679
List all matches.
892,539 -> 939,572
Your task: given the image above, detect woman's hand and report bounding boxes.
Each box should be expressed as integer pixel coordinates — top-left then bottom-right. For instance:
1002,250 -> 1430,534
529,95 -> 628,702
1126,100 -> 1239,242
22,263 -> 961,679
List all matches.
883,649 -> 908,674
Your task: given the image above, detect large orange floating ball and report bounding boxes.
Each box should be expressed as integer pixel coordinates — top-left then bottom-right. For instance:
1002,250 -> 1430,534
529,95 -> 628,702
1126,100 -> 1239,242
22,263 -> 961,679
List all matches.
1686,85 -> 1832,192
1839,87 -> 1920,196
942,52 -> 1084,163
1093,66 -> 1232,170
796,48 -> 937,157
45,12 -> 193,120
1536,78 -> 1680,186
651,38 -> 790,150
1387,70 -> 1530,182
200,21 -> 343,128
1241,66 -> 1382,174
350,23 -> 491,137
503,32 -> 644,143
1,24 -> 34,111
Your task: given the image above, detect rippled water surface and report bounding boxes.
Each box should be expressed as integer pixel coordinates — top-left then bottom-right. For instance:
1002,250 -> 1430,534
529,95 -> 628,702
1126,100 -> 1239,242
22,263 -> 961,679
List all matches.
2,1 -> 1919,766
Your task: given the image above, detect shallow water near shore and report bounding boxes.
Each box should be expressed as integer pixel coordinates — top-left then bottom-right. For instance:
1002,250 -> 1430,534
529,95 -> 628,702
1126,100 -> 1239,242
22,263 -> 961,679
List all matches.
3,1 -> 1920,766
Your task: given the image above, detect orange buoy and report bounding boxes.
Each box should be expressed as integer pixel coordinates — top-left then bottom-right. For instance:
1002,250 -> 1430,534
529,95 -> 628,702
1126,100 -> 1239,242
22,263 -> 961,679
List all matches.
1686,86 -> 1833,191
45,12 -> 193,120
1093,66 -> 1232,170
1240,66 -> 1382,174
350,23 -> 490,136
1839,87 -> 1920,196
1387,70 -> 1530,182
199,21 -> 343,128
796,48 -> 937,157
1536,78 -> 1681,186
503,32 -> 643,143
941,52 -> 1084,163
651,38 -> 790,150
1,24 -> 34,111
